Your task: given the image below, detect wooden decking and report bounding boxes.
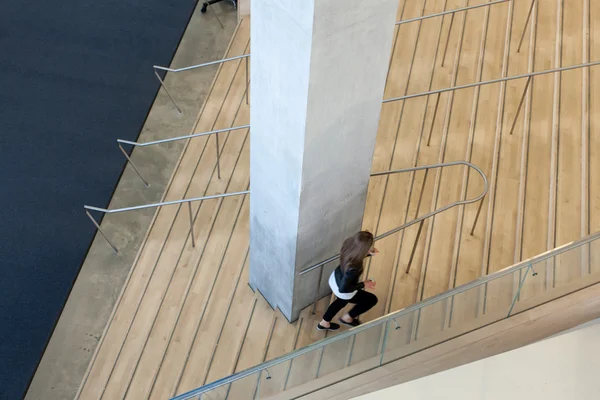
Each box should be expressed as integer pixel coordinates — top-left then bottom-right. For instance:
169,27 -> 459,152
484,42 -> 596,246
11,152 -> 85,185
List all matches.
77,0 -> 600,398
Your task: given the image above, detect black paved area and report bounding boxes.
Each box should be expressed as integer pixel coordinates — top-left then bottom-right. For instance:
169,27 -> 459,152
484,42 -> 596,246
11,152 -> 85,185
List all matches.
0,1 -> 196,398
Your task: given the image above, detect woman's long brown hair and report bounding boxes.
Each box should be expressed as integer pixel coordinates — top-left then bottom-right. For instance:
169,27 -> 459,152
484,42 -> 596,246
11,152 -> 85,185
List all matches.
340,231 -> 374,272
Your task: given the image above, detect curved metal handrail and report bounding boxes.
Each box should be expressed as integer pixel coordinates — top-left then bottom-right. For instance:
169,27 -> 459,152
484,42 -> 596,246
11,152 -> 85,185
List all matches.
298,160 -> 488,276
171,229 -> 600,400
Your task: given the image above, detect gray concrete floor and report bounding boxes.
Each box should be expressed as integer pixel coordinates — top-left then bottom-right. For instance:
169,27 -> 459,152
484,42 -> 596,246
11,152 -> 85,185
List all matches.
25,3 -> 238,400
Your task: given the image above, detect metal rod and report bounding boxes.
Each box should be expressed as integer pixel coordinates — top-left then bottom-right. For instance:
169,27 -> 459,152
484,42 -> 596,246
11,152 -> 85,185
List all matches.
84,190 -> 250,214
153,69 -> 182,114
406,220 -> 424,275
117,125 -> 249,147
312,266 -> 324,315
508,76 -> 532,135
215,132 -> 221,179
507,264 -> 532,317
188,202 -> 195,248
470,196 -> 485,236
383,60 -> 600,103
427,93 -> 441,146
252,370 -> 262,400
441,12 -> 455,67
154,54 -> 250,73
406,168 -> 429,274
346,335 -> 356,367
379,320 -> 390,366
85,211 -> 118,254
300,161 -> 488,275
395,0 -> 509,25
245,57 -> 249,105
118,144 -> 150,188
208,3 -> 225,29
517,0 -> 537,53
392,318 -> 401,330
171,232 -> 600,400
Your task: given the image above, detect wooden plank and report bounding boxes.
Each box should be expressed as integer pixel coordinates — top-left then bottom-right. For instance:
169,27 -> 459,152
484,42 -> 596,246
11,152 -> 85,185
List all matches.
174,204 -> 250,396
224,297 -> 276,400
104,99 -> 250,400
483,0 -> 531,315
554,0 -> 584,288
519,1 -> 557,302
447,0 -> 508,328
150,133 -> 250,400
416,0 -> 485,339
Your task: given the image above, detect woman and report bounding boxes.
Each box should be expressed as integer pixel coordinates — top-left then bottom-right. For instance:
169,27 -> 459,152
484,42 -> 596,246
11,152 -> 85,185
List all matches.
317,231 -> 379,331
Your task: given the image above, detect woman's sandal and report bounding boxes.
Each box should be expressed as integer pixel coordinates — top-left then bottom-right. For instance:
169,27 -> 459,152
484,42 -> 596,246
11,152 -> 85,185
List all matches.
339,318 -> 361,327
317,322 -> 340,331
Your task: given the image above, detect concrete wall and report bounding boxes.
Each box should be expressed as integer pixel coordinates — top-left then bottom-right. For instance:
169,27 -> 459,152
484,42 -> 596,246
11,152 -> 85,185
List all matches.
249,0 -> 397,320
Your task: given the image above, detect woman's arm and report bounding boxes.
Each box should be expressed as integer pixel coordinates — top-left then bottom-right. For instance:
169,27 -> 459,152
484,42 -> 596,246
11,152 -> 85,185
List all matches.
339,268 -> 365,292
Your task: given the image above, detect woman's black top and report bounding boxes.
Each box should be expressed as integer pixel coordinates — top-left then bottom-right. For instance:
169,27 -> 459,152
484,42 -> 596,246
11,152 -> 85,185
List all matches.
334,264 -> 365,293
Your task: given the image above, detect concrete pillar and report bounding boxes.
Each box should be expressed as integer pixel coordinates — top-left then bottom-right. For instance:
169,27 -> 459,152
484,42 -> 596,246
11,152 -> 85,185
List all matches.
250,0 -> 398,321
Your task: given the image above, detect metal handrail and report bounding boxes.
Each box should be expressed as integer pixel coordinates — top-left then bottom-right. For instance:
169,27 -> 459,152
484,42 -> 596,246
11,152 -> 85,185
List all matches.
153,54 -> 251,113
117,125 -> 250,187
117,125 -> 249,147
383,60 -> 600,103
172,229 -> 600,400
395,0 -> 510,25
153,54 -> 250,73
299,161 -> 488,276
85,190 -> 250,254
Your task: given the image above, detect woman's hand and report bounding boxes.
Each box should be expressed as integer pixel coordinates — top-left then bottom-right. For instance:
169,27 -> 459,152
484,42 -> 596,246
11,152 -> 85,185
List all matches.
364,279 -> 376,289
369,248 -> 379,256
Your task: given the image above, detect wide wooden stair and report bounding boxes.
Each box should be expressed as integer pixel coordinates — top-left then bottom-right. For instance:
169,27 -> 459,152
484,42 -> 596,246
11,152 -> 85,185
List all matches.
77,0 -> 600,399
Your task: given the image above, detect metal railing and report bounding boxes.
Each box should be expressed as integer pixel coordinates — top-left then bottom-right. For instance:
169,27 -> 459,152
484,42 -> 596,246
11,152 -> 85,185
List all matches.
117,125 -> 249,186
300,161 -> 488,314
383,60 -> 600,104
84,190 -> 250,254
171,230 -> 600,400
395,0 -> 510,26
153,54 -> 250,113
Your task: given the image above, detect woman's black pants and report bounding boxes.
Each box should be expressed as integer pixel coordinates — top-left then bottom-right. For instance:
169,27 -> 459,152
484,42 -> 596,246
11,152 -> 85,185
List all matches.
322,290 -> 378,322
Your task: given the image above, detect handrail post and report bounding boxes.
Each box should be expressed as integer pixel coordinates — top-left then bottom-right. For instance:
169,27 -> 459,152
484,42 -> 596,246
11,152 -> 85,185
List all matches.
441,12 -> 456,67
426,93 -> 441,146
245,57 -> 249,105
470,196 -> 486,236
252,370 -> 262,400
379,320 -> 390,366
406,220 -> 425,274
207,3 -> 225,29
406,168 -> 429,274
85,210 -> 118,254
188,202 -> 196,248
517,0 -> 537,53
507,264 -> 532,317
312,266 -> 324,315
118,143 -> 150,188
215,133 -> 221,179
154,69 -> 182,114
507,76 -> 532,136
